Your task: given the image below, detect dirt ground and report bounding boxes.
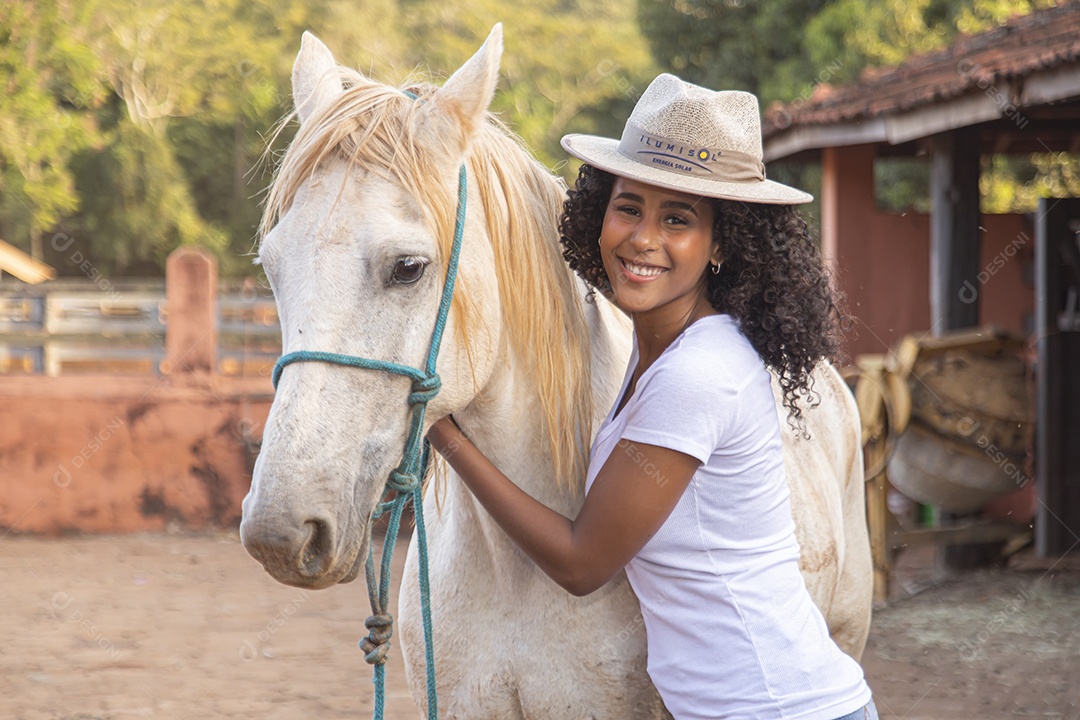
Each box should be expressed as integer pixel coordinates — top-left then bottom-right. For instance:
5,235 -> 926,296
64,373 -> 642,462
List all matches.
2,530 -> 1078,720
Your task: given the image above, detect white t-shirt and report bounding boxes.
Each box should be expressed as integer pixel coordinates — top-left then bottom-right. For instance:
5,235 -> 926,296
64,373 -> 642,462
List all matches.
585,314 -> 871,720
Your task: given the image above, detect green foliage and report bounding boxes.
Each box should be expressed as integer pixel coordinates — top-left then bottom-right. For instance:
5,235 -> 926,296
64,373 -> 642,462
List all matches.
0,0 -> 1070,277
875,158 -> 931,214
636,0 -> 830,105
0,1 -> 106,260
804,0 -> 1058,84
982,154 -> 1080,214
956,0 -> 1059,33
86,0 -> 292,134
66,119 -> 228,274
398,0 -> 655,171
0,0 -> 655,276
803,0 -> 955,83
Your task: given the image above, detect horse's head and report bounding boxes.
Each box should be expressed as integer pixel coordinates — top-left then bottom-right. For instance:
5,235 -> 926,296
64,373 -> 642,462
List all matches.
240,28 -> 512,588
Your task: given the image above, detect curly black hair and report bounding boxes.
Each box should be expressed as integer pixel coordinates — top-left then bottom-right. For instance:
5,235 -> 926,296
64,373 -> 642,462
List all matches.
558,163 -> 850,432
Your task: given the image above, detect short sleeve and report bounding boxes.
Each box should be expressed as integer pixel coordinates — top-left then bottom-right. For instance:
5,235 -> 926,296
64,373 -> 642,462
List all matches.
620,348 -> 743,464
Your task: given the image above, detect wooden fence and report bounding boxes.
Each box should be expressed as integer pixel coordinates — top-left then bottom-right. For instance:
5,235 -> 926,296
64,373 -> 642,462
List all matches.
0,275 -> 280,377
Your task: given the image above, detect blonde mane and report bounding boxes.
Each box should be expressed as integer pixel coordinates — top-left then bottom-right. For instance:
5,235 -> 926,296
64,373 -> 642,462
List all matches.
260,70 -> 594,488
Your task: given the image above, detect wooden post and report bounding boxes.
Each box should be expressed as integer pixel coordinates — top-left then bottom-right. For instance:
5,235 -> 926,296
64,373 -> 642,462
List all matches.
929,128 -> 982,331
928,129 -> 992,568
854,356 -> 894,605
866,446 -> 892,606
164,247 -> 218,376
1035,198 -> 1080,557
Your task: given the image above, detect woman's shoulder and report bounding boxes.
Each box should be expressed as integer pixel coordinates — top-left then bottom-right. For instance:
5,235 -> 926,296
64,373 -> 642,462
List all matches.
645,314 -> 767,398
673,315 -> 763,375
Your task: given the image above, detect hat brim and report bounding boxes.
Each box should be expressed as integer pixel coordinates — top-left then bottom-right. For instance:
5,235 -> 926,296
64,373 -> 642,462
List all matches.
561,134 -> 813,205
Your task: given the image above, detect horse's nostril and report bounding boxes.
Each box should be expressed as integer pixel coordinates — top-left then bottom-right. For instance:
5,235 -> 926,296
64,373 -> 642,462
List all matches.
298,518 -> 334,578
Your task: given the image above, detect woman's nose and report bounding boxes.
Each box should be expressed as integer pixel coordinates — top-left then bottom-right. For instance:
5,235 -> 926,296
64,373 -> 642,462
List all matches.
628,223 -> 659,251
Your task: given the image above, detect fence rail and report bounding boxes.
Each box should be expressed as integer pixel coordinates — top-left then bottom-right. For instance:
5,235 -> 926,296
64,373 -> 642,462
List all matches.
0,279 -> 281,377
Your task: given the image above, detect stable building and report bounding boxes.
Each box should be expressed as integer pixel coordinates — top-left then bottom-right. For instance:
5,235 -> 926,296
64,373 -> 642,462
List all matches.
763,3 -> 1080,559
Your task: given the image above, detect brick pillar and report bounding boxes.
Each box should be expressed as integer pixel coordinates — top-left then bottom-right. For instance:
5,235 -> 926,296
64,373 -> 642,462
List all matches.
164,247 -> 217,375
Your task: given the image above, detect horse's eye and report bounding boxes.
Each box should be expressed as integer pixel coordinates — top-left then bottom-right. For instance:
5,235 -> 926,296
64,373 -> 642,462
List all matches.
392,256 -> 426,285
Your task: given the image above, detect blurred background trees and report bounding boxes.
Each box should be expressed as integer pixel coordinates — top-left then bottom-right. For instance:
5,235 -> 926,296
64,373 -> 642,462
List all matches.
0,0 -> 1072,277
638,0 -> 1074,220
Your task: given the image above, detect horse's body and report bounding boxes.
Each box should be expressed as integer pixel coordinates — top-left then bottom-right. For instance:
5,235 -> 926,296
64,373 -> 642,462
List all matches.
241,26 -> 871,719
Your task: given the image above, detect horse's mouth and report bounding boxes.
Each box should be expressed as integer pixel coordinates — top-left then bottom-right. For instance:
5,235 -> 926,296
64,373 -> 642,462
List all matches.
249,537 -> 366,590
337,549 -> 364,584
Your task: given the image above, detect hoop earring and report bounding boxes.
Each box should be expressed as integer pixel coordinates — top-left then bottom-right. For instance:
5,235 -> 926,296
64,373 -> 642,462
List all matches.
710,262 -> 721,275
597,236 -> 602,246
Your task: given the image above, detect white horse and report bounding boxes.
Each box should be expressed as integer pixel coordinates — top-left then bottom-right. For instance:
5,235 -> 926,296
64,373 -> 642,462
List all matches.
241,25 -> 871,719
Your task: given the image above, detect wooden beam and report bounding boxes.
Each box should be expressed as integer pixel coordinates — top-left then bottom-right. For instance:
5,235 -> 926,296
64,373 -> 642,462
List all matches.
0,240 -> 56,284
886,90 -> 1002,146
896,523 -> 1031,550
763,118 -> 887,163
1020,63 -> 1080,107
929,129 -> 982,332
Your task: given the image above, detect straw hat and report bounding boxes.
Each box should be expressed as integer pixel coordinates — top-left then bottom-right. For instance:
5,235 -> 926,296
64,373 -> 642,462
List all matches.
561,74 -> 812,205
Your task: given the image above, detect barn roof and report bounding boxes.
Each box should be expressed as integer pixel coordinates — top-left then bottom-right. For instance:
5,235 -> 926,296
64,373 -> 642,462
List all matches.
763,2 -> 1080,160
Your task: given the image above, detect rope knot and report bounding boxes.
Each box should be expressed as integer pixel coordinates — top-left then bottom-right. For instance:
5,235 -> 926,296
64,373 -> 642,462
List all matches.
387,468 -> 420,493
360,613 -> 394,666
408,374 -> 441,405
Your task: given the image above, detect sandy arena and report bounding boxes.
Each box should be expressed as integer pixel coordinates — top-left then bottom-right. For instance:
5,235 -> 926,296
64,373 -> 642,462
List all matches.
2,530 -> 1077,719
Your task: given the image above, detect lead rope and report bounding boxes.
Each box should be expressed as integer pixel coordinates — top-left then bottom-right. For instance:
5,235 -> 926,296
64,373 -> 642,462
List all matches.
272,158 -> 467,720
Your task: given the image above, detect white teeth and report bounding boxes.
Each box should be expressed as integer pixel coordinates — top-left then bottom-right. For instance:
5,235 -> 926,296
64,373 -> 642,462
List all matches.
623,259 -> 665,277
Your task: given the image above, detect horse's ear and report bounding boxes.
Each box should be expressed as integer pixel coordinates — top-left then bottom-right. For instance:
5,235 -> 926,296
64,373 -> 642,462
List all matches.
430,24 -> 503,151
292,31 -> 345,124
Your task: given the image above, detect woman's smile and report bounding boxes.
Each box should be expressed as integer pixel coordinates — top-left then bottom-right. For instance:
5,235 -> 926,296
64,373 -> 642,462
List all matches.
619,257 -> 669,281
599,177 -> 720,316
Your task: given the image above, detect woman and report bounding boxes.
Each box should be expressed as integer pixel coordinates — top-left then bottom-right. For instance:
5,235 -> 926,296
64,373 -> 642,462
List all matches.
427,74 -> 876,720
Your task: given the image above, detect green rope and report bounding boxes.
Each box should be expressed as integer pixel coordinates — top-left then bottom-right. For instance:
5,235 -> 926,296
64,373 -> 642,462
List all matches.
272,161 -> 468,720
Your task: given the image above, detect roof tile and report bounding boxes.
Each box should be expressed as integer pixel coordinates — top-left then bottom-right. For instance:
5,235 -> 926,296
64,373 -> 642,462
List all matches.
764,2 -> 1080,137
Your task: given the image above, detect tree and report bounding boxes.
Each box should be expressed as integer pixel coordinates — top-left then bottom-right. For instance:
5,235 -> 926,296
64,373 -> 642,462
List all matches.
636,0 -> 830,105
0,1 -> 105,261
61,0 -> 311,273
398,0 -> 656,170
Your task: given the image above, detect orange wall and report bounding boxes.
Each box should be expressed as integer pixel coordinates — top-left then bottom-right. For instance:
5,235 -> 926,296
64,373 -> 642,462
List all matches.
822,144 -> 1034,360
0,375 -> 271,534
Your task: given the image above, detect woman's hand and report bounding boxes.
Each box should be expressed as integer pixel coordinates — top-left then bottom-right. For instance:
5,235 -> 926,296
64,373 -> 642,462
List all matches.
427,416 -> 463,458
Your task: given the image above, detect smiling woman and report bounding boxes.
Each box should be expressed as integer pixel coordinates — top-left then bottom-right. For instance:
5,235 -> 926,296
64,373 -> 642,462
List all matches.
427,73 -> 876,720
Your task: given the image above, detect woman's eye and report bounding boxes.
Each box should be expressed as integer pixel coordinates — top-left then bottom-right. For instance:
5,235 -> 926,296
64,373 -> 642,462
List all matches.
665,215 -> 689,226
392,256 -> 427,284
615,205 -> 640,216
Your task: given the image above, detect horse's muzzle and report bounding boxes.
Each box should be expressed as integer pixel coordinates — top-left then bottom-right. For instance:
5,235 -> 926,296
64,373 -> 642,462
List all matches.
240,510 -> 348,589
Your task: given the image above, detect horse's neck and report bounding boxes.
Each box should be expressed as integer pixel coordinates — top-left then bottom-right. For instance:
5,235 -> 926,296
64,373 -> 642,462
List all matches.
455,283 -> 632,516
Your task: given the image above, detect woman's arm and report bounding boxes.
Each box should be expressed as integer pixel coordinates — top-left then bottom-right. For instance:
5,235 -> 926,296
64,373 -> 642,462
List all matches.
427,417 -> 700,596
